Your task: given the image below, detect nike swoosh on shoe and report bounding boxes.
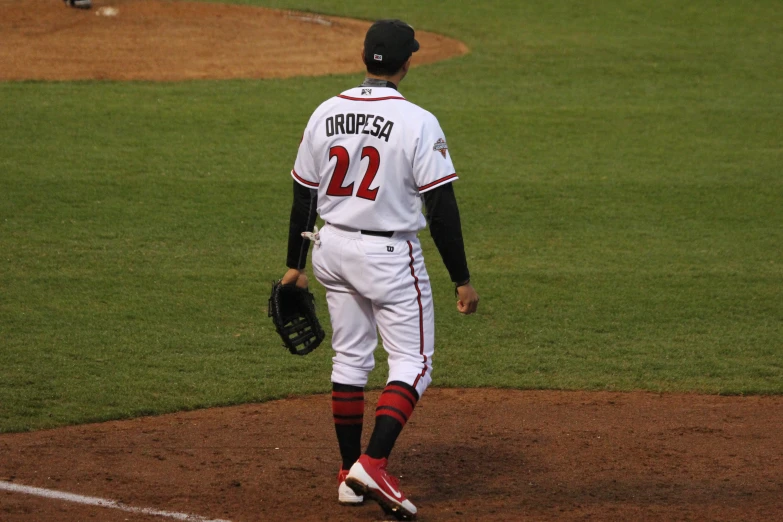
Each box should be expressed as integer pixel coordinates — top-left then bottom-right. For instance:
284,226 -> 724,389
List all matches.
382,477 -> 403,499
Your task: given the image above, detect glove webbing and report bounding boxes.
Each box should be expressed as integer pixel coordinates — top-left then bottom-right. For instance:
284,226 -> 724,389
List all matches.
281,316 -> 320,356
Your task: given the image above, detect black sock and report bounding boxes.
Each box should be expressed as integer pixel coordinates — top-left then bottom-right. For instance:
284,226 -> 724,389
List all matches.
332,383 -> 364,470
365,381 -> 419,460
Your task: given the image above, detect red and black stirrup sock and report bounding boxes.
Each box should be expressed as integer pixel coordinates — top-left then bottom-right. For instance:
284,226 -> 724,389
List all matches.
365,381 -> 419,460
332,383 -> 365,470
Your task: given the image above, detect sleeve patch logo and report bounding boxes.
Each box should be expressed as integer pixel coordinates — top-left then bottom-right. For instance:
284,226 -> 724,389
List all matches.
361,88 -> 372,95
433,138 -> 448,158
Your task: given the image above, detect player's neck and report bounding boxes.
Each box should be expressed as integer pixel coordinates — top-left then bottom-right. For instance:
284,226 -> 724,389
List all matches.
362,74 -> 401,90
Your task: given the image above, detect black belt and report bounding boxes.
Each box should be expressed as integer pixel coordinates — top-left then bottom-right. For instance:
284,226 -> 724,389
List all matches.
361,229 -> 394,238
327,222 -> 395,238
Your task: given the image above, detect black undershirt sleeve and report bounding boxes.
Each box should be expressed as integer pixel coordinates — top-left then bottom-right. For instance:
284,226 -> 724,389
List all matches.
286,180 -> 318,269
421,183 -> 471,284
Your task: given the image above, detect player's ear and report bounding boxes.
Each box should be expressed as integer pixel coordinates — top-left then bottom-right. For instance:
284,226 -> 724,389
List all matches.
399,57 -> 412,80
360,49 -> 366,66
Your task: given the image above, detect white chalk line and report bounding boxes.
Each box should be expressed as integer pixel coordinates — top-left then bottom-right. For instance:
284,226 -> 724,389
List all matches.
0,480 -> 231,522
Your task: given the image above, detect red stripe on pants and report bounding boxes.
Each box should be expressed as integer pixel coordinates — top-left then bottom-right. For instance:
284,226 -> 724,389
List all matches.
407,241 -> 428,388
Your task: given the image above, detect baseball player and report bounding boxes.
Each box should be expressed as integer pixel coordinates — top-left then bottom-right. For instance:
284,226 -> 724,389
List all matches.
280,19 -> 478,519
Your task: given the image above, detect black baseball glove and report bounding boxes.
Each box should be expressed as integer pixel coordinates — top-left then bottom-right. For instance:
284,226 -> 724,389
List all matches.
268,281 -> 325,356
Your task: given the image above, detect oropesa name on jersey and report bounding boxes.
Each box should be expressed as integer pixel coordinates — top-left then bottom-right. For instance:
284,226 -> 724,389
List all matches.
292,86 -> 458,233
325,114 -> 394,142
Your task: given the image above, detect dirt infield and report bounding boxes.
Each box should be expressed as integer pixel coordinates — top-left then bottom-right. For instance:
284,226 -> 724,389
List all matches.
1,389 -> 782,521
0,0 -> 467,81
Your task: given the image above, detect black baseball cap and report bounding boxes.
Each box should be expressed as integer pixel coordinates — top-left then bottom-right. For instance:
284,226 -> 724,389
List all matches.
363,19 -> 420,72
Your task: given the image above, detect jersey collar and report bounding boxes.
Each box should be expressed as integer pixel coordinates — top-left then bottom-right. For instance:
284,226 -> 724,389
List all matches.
339,84 -> 406,102
360,78 -> 398,90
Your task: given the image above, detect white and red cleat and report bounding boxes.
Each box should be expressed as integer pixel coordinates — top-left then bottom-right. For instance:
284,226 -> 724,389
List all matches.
337,468 -> 364,505
346,455 -> 417,520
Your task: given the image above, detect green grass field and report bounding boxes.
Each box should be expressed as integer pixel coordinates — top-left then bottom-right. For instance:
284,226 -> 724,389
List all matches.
1,0 -> 781,433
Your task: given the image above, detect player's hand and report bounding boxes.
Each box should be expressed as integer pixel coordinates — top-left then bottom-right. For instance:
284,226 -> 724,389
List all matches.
456,283 -> 479,315
281,268 -> 309,288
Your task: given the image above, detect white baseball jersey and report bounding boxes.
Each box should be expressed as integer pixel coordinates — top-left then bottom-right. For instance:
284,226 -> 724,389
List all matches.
291,86 -> 457,232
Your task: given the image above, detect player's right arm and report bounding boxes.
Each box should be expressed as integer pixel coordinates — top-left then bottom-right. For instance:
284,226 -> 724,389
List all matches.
284,115 -> 321,276
286,180 -> 318,270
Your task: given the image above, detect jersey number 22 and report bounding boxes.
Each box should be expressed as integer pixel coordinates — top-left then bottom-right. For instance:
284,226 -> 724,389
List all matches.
326,146 -> 380,201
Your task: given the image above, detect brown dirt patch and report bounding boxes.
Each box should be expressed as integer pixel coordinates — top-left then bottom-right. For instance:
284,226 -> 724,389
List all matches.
1,389 -> 781,521
0,0 -> 468,82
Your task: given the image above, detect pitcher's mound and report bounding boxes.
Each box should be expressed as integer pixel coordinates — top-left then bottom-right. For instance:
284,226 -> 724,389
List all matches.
0,0 -> 468,81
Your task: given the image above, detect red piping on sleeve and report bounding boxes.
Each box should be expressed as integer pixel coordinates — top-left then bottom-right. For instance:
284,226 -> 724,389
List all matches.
418,173 -> 457,192
291,169 -> 319,187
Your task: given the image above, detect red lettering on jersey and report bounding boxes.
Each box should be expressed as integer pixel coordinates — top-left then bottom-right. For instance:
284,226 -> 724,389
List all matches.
325,146 -> 383,201
356,146 -> 381,201
325,146 -> 353,197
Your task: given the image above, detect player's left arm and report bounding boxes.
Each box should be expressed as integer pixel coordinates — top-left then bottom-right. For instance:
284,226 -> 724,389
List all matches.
414,113 -> 478,314
422,184 -> 479,314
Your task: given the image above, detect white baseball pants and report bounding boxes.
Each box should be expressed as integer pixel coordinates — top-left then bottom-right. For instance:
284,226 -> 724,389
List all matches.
312,223 -> 434,398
